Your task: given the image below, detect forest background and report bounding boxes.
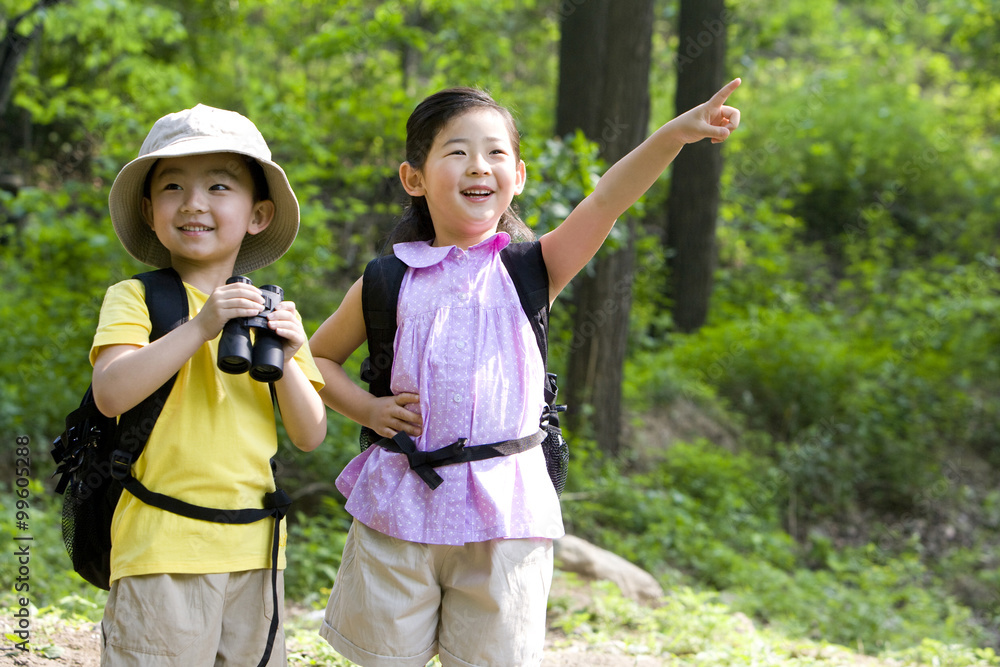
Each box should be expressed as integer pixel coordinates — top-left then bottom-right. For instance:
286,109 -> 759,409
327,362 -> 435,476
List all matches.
2,0 -> 1000,664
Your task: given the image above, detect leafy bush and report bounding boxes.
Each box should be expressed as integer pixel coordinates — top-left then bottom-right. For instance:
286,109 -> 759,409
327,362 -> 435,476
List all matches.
549,576 -> 999,666
733,547 -> 983,651
0,480 -> 107,620
639,273 -> 1000,518
567,441 -> 792,583
564,440 -> 987,652
728,0 -> 999,262
2,183 -> 140,474
283,499 -> 352,609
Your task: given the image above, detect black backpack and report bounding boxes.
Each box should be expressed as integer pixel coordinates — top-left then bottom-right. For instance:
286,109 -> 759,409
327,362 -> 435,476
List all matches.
358,241 -> 569,495
51,267 -> 288,667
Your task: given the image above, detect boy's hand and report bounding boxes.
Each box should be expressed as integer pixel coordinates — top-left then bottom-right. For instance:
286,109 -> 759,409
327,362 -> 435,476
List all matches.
196,282 -> 266,342
368,393 -> 423,439
267,301 -> 308,360
672,77 -> 742,145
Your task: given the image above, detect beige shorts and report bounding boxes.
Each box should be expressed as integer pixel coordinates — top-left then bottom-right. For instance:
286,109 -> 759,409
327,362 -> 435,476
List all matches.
101,570 -> 286,667
321,520 -> 553,667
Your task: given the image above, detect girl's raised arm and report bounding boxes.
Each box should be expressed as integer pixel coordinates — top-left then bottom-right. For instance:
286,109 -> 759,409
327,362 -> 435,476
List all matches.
539,78 -> 741,300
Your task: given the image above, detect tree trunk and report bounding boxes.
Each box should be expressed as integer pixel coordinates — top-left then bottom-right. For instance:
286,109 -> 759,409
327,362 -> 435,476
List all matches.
555,0 -> 653,457
665,0 -> 728,333
0,0 -> 64,114
555,0 -> 607,140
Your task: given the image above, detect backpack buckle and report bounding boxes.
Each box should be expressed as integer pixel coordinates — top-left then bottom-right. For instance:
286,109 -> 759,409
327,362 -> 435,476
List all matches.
110,450 -> 133,481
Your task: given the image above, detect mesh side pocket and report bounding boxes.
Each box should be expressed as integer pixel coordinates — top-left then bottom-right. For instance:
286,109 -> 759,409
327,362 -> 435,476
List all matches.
60,470 -> 118,591
61,486 -> 81,563
359,425 -> 379,452
541,423 -> 569,496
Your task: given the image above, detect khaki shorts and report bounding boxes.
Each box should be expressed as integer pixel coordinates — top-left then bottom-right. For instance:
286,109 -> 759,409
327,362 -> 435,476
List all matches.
321,520 -> 553,667
101,570 -> 286,667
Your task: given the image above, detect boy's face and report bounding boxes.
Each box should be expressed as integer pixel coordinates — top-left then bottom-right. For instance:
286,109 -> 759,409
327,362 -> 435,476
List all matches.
400,108 -> 526,249
142,153 -> 273,272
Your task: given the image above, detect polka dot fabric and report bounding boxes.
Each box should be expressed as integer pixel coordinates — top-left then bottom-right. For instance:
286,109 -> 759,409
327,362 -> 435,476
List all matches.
336,233 -> 565,545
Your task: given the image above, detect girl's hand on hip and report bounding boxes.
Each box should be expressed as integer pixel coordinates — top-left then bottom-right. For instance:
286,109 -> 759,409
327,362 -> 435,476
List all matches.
369,392 -> 423,438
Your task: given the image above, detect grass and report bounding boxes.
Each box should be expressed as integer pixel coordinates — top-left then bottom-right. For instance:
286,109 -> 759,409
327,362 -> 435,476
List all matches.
541,574 -> 1000,666
3,574 -> 998,665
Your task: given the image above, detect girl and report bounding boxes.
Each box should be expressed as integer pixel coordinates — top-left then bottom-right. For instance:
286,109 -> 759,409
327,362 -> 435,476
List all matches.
310,80 -> 741,666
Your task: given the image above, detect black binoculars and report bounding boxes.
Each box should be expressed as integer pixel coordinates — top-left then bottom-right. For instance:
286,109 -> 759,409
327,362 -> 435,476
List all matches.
217,276 -> 285,382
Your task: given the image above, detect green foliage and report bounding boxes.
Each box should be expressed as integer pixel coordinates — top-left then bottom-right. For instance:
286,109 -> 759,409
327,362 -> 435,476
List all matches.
519,131 -> 603,237
566,441 -> 793,589
0,480 -> 107,620
728,0 -> 999,261
3,182 -> 140,465
547,577 -> 999,666
283,500 -> 351,609
735,547 -> 983,652
646,258 -> 1000,517
565,442 -> 988,653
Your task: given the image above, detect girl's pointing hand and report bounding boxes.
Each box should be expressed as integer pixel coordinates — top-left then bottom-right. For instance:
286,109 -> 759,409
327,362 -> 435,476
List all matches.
674,77 -> 742,145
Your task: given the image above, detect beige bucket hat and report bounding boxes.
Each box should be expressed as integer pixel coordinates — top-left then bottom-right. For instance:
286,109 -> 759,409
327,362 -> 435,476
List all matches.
109,104 -> 299,274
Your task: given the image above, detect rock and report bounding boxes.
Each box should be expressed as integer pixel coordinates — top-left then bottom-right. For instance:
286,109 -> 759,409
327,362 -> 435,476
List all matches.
554,534 -> 664,604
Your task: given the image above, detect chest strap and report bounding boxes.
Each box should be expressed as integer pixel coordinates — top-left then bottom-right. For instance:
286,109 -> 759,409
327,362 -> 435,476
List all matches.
375,430 -> 545,490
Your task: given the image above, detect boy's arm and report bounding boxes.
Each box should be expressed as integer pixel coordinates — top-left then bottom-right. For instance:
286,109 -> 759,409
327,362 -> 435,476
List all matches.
93,283 -> 264,417
540,78 -> 742,299
271,356 -> 326,452
265,302 -> 326,452
92,280 -> 266,417
309,277 -> 422,439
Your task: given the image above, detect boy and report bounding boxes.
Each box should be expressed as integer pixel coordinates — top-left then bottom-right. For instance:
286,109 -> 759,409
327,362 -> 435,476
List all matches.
92,104 -> 326,666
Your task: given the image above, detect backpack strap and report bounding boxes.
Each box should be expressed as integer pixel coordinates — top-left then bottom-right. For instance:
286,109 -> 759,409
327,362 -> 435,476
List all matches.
500,242 -> 564,410
139,268 -> 190,341
499,243 -> 568,496
358,254 -> 407,449
499,241 -> 550,367
376,430 -> 545,489
52,269 -> 187,485
107,269 -> 189,459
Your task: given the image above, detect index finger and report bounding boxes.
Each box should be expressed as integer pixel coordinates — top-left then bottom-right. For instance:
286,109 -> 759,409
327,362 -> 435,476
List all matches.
710,78 -> 742,107
395,392 -> 421,406
219,281 -> 264,301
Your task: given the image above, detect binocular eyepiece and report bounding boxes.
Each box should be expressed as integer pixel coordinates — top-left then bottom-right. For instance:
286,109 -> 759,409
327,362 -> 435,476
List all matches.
217,276 -> 285,382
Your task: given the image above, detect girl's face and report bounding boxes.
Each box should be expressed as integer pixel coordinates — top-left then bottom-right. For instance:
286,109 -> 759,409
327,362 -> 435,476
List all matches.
400,108 -> 526,249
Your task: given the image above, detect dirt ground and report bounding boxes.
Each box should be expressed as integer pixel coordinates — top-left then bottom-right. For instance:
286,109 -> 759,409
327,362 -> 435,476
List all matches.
1,612 -> 100,666
0,575 -> 885,667
0,615 -> 657,667
0,596 -> 654,667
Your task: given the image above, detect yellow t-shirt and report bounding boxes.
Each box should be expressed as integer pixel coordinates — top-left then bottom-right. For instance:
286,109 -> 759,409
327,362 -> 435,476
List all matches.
90,278 -> 324,582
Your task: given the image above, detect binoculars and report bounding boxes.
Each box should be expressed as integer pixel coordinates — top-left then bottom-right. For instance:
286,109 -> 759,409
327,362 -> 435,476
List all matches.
217,276 -> 285,382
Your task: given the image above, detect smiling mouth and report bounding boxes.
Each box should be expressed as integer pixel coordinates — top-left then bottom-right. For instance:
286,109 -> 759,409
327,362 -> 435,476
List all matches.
462,188 -> 494,199
180,224 -> 213,232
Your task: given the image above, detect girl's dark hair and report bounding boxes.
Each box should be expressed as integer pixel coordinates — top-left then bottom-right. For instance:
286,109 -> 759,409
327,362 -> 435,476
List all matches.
382,87 -> 534,253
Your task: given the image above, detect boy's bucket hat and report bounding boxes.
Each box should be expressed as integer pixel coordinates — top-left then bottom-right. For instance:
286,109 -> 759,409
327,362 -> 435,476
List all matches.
109,104 -> 299,274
